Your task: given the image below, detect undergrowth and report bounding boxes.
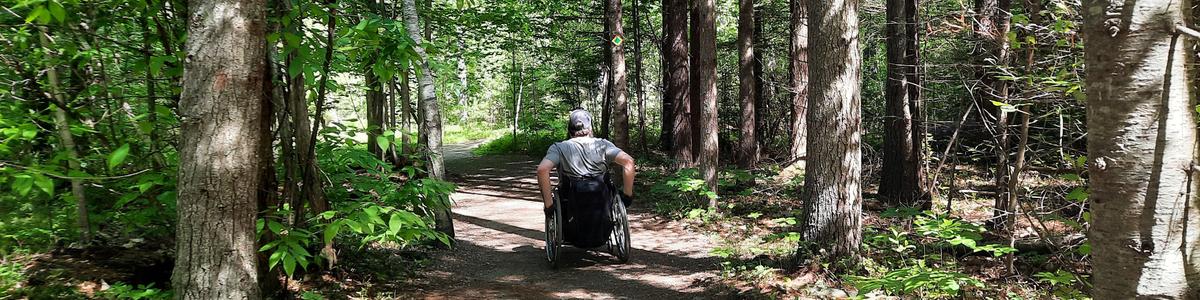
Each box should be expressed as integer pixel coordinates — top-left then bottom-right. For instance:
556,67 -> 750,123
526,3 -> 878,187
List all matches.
634,161 -> 1092,299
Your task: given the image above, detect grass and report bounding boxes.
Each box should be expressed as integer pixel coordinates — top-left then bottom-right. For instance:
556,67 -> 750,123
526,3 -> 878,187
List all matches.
442,124 -> 508,144
471,131 -> 560,157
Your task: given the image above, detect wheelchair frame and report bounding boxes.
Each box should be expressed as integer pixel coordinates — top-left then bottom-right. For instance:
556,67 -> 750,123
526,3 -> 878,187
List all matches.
545,186 -> 631,268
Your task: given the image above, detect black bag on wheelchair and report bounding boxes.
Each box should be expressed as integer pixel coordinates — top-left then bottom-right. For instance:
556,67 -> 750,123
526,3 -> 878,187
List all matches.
557,173 -> 614,248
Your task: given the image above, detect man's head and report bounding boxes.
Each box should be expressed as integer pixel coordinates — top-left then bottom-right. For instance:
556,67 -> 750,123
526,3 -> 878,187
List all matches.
568,108 -> 593,138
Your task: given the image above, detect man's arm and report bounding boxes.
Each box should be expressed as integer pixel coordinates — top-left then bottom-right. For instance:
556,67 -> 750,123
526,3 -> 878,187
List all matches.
613,152 -> 636,197
537,159 -> 556,209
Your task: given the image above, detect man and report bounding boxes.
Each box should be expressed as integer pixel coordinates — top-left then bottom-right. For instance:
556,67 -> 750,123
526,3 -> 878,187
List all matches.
536,109 -> 635,246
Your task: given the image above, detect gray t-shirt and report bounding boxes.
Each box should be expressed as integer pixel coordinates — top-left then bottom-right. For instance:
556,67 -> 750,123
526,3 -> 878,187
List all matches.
544,137 -> 623,178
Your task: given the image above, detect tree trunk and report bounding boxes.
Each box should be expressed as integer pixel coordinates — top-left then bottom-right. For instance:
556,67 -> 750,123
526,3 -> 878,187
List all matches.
39,30 -> 91,242
789,0 -> 808,163
880,0 -> 927,207
632,0 -> 647,152
975,0 -> 1015,231
692,0 -> 719,199
400,67 -> 411,154
607,0 -> 631,149
171,0 -> 266,296
1082,0 -> 1200,297
664,0 -> 692,167
799,0 -> 862,259
140,14 -> 165,170
512,56 -> 523,139
737,0 -> 757,169
402,0 -> 454,239
753,5 -> 767,158
457,24 -> 469,123
258,14 -> 285,295
366,61 -> 386,160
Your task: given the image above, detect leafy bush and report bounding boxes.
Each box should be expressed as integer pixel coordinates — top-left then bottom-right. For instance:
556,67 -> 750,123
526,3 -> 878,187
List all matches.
847,260 -> 983,298
1034,270 -> 1090,299
96,282 -> 172,300
256,127 -> 455,278
646,168 -> 715,218
0,260 -> 24,297
848,210 -> 1018,298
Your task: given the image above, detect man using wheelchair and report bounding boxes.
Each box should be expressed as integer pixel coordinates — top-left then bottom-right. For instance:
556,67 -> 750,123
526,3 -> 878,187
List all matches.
536,109 -> 635,265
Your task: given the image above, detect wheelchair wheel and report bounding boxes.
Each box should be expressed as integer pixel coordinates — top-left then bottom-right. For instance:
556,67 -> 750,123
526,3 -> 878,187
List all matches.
610,196 -> 631,263
545,194 -> 563,268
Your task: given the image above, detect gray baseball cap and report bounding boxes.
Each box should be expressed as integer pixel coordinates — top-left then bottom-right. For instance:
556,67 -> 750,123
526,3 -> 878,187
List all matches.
568,109 -> 593,135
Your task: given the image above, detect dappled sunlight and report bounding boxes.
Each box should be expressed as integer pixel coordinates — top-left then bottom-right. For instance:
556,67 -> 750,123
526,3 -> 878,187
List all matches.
418,154 -> 720,298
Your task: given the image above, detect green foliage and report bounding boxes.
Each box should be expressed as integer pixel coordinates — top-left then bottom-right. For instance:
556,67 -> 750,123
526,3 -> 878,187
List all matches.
471,131 -> 559,157
1034,270 -> 1090,299
256,126 -> 455,278
96,282 -> 172,300
847,260 -> 984,298
646,168 -> 715,218
851,211 -> 1019,298
441,124 -> 506,144
912,213 -> 1016,257
0,260 -> 24,297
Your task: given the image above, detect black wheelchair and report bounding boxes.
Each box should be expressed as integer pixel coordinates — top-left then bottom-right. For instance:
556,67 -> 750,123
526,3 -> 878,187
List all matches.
544,175 -> 631,268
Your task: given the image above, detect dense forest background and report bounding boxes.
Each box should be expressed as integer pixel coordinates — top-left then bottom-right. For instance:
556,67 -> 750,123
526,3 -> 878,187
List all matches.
0,0 -> 1195,298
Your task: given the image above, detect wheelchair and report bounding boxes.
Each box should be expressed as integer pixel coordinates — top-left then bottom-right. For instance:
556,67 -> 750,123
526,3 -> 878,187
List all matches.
544,177 -> 631,268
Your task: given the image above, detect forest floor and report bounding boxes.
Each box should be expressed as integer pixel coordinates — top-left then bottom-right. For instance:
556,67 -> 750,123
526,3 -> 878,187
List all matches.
405,142 -> 723,299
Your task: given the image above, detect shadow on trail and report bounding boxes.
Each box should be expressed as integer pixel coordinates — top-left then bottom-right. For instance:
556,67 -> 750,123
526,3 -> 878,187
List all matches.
423,152 -> 719,299
454,213 -> 717,274
438,236 -> 711,299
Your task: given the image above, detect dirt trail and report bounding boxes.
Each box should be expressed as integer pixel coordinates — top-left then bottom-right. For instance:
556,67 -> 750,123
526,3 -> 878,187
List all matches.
415,143 -> 721,299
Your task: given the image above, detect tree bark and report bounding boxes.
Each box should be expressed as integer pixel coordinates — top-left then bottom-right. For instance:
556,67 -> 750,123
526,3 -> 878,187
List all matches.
366,60 -> 386,160
171,0 -> 266,296
140,13 -> 165,170
457,24 -> 470,123
39,29 -> 91,243
799,0 -> 862,259
607,0 -> 631,149
975,0 -> 1015,231
789,0 -> 808,163
880,0 -> 927,207
632,0 -> 647,152
692,0 -> 719,199
1082,0 -> 1200,297
402,0 -> 454,238
737,0 -> 757,169
400,67 -> 411,154
664,0 -> 692,167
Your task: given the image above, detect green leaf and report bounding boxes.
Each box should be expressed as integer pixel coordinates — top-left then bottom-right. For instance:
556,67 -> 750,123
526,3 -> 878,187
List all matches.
108,144 -> 131,170
283,253 -> 297,277
114,193 -> 139,209
268,250 -> 284,269
387,213 -> 402,235
324,221 -> 342,244
47,1 -> 65,22
25,6 -> 46,24
12,175 -> 33,196
376,134 -> 390,151
33,173 -> 53,197
1065,187 -> 1089,202
268,221 -> 284,234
